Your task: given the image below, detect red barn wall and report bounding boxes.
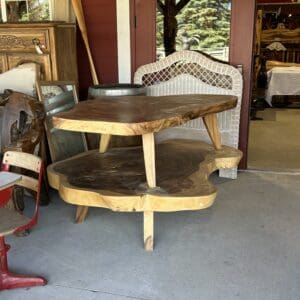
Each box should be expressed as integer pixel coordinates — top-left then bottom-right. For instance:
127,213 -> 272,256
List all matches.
77,0 -> 118,96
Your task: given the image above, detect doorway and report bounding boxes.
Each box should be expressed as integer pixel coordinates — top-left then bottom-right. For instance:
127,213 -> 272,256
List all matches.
131,0 -> 256,169
248,2 -> 300,171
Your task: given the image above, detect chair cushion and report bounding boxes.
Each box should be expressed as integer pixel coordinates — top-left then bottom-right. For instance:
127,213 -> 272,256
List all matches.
0,208 -> 30,237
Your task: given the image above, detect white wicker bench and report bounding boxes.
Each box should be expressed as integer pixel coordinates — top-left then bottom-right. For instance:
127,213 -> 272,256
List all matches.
134,50 -> 243,179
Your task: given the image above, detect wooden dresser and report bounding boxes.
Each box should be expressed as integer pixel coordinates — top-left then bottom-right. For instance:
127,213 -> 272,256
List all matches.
0,22 -> 78,81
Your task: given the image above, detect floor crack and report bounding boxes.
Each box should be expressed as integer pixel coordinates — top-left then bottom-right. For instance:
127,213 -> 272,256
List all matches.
54,284 -> 153,300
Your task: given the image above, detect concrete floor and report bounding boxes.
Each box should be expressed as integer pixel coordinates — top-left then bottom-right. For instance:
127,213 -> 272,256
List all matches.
248,108 -> 300,171
2,171 -> 300,300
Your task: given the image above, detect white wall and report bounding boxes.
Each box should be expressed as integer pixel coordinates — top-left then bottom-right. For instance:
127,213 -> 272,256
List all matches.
116,0 -> 131,83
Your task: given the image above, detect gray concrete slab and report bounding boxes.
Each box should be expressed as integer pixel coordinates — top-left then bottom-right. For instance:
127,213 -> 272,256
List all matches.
2,171 -> 300,300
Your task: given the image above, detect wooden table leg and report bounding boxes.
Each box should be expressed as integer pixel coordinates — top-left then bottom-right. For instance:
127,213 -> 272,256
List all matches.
142,133 -> 156,188
144,211 -> 154,251
75,206 -> 89,224
203,114 -> 222,150
142,133 -> 156,251
99,134 -> 111,153
75,134 -> 112,223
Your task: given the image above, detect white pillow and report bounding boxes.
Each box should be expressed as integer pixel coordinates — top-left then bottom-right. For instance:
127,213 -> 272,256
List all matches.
0,63 -> 40,96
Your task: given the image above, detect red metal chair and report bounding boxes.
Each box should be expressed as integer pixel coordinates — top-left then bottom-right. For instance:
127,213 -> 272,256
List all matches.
0,151 -> 47,290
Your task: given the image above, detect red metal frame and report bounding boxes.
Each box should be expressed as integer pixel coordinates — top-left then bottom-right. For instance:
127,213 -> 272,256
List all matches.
0,237 -> 46,290
0,163 -> 12,208
0,157 -> 47,291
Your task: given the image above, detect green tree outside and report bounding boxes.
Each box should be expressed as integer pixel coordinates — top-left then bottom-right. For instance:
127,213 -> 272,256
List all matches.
3,0 -> 50,22
157,0 -> 231,59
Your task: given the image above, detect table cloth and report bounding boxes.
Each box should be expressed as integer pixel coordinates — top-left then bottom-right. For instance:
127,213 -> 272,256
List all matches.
266,67 -> 300,106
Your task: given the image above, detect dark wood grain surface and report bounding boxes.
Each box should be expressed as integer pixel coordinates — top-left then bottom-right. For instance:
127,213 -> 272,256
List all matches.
47,140 -> 242,212
53,94 -> 237,136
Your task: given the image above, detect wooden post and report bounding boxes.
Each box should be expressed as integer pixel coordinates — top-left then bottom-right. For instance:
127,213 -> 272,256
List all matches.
142,133 -> 156,188
71,0 -> 99,84
203,114 -> 222,150
99,134 -> 111,153
142,132 -> 156,251
75,206 -> 89,224
144,211 -> 154,251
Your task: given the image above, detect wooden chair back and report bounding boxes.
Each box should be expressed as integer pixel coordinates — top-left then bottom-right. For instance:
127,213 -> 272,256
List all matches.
1,151 -> 43,230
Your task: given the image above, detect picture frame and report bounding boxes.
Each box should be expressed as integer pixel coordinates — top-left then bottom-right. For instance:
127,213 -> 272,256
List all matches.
36,80 -> 88,162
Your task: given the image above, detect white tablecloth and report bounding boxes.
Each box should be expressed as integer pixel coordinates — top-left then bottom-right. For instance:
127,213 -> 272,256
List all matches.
265,67 -> 300,106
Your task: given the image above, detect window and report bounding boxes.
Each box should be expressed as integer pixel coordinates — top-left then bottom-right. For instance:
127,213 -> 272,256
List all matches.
157,0 -> 231,61
0,0 -> 50,22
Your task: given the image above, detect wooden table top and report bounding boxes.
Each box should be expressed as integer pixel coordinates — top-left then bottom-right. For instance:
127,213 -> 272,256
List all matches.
53,94 -> 237,136
0,171 -> 21,191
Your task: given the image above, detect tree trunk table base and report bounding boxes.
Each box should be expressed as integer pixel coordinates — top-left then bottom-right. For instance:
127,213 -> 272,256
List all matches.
47,139 -> 242,250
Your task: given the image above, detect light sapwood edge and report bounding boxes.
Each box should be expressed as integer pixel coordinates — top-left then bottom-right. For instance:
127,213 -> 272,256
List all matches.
52,96 -> 237,136
53,112 -> 233,136
52,117 -> 198,136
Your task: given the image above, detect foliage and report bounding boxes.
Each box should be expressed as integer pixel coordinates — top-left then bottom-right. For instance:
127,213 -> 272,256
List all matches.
157,0 -> 231,53
5,0 -> 50,22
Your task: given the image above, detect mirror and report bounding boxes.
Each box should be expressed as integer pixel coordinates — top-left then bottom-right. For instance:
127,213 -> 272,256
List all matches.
36,80 -> 87,162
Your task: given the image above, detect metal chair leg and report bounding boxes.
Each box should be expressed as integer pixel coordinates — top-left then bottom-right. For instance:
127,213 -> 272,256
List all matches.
0,237 -> 47,290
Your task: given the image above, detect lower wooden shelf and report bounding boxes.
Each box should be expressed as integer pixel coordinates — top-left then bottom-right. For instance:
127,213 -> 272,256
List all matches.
47,139 -> 242,212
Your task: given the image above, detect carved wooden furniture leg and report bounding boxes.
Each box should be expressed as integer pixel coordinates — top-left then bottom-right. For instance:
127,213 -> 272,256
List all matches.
75,134 -> 111,223
142,133 -> 156,251
203,114 -> 222,150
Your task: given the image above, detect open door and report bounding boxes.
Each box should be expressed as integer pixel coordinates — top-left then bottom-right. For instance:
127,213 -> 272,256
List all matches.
131,0 -> 256,169
130,0 -> 156,75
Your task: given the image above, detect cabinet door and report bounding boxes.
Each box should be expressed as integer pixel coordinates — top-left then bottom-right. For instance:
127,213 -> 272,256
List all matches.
7,53 -> 52,80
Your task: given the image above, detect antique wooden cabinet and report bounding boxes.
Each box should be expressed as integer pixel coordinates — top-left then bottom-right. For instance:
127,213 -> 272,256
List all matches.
0,22 -> 78,81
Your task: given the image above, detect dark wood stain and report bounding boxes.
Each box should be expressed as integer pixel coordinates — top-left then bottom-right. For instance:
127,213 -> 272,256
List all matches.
51,140 -> 241,196
55,95 -> 237,131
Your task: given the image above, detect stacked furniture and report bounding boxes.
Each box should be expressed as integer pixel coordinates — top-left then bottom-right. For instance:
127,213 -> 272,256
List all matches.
134,50 -> 243,179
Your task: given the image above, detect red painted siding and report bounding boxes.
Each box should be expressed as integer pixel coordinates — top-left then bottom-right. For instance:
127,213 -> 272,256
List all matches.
131,0 -> 156,73
77,0 -> 118,96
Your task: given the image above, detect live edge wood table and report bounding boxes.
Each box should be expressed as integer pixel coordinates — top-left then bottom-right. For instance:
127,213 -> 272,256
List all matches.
47,95 -> 242,251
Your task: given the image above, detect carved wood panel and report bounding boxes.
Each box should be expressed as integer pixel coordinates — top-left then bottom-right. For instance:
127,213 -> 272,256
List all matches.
7,53 -> 52,80
0,30 -> 49,52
